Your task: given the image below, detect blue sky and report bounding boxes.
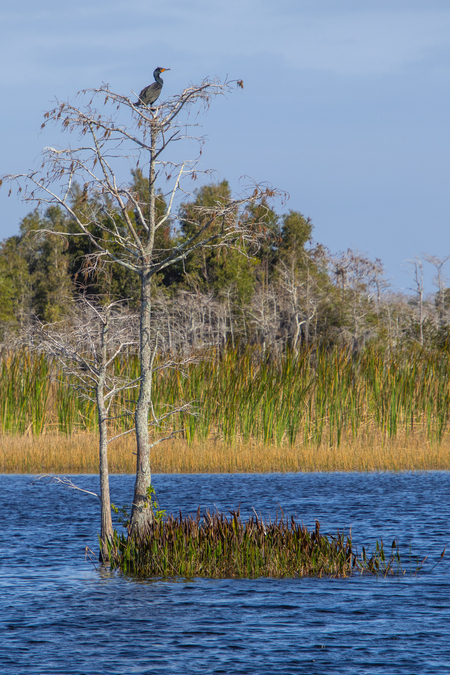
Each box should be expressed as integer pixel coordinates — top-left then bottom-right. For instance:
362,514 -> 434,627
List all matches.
1,0 -> 450,292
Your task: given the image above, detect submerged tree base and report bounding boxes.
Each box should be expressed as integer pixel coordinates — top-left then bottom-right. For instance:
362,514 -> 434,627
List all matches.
107,509 -> 402,579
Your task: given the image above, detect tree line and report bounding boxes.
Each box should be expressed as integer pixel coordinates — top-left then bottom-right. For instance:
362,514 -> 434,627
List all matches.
1,172 -> 449,353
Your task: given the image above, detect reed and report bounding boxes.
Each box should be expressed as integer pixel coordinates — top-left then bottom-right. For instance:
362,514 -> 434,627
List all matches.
2,429 -> 450,473
1,344 -> 450,465
107,509 -> 401,579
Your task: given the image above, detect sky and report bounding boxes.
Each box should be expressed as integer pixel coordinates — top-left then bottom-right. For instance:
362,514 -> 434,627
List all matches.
1,0 -> 450,293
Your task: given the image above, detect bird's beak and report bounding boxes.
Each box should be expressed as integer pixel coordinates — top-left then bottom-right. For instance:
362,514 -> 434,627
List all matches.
161,68 -> 170,72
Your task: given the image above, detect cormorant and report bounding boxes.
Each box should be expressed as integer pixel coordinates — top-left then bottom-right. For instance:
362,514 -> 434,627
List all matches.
134,67 -> 170,108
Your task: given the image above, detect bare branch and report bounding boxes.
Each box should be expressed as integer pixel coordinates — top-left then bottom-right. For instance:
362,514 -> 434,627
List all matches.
32,475 -> 100,500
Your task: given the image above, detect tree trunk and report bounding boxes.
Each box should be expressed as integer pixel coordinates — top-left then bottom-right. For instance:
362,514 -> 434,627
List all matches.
129,120 -> 158,537
129,271 -> 155,536
98,321 -> 113,562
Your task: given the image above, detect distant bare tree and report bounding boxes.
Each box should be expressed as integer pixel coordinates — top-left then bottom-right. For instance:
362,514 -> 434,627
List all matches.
249,282 -> 279,353
405,256 -> 425,345
424,253 -> 450,326
276,257 -> 317,353
331,249 -> 386,348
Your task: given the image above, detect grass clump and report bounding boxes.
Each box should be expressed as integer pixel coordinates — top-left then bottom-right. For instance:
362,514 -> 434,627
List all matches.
107,509 -> 401,579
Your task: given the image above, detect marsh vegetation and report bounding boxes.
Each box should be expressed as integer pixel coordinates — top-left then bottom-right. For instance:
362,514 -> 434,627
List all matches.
1,343 -> 449,474
107,508 -> 404,579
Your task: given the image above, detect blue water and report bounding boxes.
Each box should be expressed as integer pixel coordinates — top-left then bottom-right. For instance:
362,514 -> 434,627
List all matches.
1,472 -> 450,674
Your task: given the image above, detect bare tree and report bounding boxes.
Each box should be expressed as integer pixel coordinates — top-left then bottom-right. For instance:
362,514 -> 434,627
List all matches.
276,256 -> 318,353
31,299 -> 139,560
423,253 -> 450,326
405,256 -> 425,345
248,281 -> 279,353
5,78 -> 279,534
331,249 -> 386,349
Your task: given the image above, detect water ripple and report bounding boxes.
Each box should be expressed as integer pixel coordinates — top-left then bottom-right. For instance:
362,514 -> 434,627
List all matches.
1,472 -> 450,674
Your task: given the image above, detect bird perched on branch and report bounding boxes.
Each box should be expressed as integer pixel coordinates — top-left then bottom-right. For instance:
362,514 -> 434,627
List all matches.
134,67 -> 170,108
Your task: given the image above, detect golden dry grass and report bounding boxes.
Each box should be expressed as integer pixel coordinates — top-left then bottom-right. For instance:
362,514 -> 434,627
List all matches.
1,429 -> 450,474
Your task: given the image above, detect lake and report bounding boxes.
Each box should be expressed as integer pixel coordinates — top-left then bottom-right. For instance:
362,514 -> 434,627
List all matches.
1,472 -> 450,674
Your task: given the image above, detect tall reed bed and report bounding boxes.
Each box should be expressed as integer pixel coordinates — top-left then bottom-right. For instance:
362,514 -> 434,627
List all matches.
1,344 -> 450,450
151,344 -> 450,447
